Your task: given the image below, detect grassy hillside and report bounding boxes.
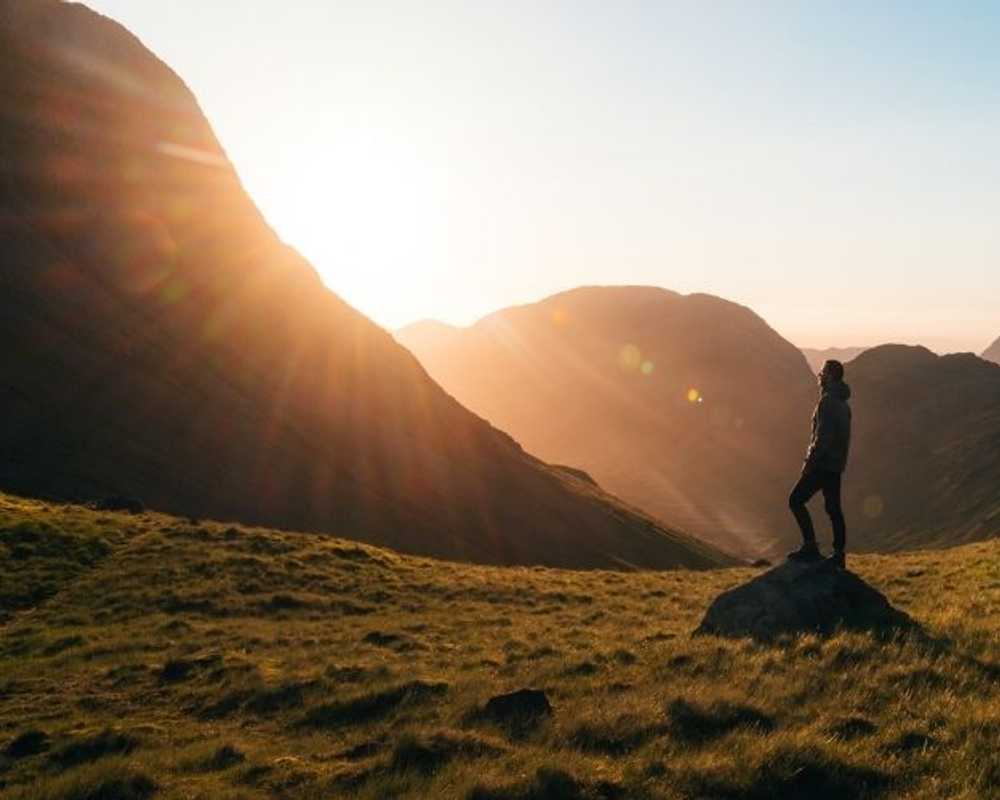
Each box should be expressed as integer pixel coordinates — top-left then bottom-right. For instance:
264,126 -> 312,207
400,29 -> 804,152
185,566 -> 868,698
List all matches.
1,494 -> 997,799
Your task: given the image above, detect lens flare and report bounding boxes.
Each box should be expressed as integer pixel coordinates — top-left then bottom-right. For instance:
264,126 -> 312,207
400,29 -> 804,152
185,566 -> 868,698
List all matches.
863,495 -> 885,519
640,360 -> 654,376
618,344 -> 642,371
687,388 -> 701,403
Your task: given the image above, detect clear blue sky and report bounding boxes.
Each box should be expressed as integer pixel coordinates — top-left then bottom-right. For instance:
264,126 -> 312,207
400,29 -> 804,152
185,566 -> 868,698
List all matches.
85,1 -> 999,352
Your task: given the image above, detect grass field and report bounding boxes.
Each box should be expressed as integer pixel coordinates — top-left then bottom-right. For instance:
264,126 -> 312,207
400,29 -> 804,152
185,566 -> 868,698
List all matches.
0,492 -> 997,799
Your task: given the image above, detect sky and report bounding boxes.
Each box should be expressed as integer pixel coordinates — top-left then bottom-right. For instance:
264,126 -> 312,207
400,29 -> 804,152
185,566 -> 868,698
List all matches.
84,1 -> 999,353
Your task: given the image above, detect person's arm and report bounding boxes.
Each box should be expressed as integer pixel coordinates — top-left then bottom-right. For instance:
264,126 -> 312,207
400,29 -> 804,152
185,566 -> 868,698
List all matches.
804,397 -> 835,471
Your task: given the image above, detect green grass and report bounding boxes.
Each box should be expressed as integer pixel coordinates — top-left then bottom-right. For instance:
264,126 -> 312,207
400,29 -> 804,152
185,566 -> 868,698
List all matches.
0,492 -> 997,799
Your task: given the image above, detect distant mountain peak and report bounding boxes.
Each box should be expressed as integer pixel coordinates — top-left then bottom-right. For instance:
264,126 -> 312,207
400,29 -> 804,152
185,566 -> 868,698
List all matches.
982,335 -> 1000,365
800,346 -> 868,373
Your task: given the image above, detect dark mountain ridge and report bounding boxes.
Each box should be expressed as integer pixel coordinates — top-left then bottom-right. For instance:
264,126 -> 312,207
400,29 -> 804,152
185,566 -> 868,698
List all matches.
844,344 -> 1000,550
0,0 -> 734,570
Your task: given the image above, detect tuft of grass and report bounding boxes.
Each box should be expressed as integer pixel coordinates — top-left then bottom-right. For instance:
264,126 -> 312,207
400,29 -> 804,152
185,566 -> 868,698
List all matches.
388,729 -> 504,776
300,680 -> 449,729
468,766 -> 627,800
665,697 -> 775,744
675,744 -> 893,799
5,759 -> 156,800
49,729 -> 140,771
178,742 -> 247,773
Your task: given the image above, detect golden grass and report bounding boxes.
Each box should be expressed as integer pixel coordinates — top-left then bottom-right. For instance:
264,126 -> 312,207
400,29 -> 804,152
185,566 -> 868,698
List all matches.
0,493 -> 997,798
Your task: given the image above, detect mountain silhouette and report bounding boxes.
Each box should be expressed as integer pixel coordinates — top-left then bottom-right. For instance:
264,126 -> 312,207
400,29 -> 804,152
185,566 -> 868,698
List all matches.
0,1 -> 735,571
801,346 -> 867,373
843,345 -> 1000,550
398,286 -> 817,557
982,336 -> 1000,365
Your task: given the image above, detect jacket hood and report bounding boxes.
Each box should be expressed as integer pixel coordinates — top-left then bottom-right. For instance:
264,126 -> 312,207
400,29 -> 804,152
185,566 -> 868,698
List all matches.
824,380 -> 851,401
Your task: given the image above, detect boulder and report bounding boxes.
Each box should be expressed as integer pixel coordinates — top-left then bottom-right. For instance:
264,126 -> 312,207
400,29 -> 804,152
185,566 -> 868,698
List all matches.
695,560 -> 915,641
483,689 -> 552,725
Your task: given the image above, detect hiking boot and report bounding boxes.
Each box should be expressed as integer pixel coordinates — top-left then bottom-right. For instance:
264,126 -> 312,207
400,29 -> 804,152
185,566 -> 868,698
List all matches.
786,542 -> 823,562
827,550 -> 846,569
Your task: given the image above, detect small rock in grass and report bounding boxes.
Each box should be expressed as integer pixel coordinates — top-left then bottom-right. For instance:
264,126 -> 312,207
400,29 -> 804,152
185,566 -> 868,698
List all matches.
484,689 -> 552,724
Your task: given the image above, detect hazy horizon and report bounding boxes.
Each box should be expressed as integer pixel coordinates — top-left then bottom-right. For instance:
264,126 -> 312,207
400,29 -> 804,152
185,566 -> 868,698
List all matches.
84,1 -> 998,354
393,286 -> 985,356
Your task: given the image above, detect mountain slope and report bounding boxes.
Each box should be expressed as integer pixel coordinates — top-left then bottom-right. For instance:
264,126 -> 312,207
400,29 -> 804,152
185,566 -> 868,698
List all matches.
399,293 -> 1000,557
0,1 -> 733,570
845,345 -> 1000,551
801,346 -> 867,373
398,286 -> 817,557
982,335 -> 1000,364
1,494 -> 997,799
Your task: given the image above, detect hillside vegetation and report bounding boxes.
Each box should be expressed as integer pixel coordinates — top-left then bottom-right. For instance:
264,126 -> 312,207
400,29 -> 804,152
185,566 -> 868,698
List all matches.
1,494 -> 997,799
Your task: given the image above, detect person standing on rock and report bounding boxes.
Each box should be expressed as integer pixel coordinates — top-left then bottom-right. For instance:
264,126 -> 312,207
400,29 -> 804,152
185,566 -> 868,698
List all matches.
787,359 -> 852,568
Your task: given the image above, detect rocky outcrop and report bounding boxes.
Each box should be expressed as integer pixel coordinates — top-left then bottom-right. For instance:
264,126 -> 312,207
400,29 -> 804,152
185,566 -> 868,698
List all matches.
483,689 -> 552,725
695,560 -> 914,641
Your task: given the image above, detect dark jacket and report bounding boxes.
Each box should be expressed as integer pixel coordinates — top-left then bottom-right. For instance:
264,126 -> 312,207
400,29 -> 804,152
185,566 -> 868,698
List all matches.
804,380 -> 852,473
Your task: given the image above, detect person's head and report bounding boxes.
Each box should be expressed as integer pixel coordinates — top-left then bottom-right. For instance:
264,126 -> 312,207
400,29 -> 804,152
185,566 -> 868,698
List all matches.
819,359 -> 844,388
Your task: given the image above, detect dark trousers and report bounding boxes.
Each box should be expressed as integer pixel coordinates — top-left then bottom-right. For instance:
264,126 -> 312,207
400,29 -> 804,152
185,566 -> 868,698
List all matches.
789,469 -> 846,552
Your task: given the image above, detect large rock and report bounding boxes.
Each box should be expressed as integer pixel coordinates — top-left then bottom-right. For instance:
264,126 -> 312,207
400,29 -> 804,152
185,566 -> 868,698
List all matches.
695,560 -> 915,641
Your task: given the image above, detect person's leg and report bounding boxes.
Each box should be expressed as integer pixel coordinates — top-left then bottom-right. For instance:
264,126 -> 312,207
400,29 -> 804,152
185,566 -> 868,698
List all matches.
822,472 -> 846,554
788,470 -> 823,550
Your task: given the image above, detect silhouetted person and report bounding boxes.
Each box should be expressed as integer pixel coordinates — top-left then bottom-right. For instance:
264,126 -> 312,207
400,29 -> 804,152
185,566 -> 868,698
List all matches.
787,359 -> 852,568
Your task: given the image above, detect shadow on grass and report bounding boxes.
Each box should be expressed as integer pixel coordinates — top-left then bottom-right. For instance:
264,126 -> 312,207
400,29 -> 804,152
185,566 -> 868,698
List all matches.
468,767 -> 628,800
569,715 -> 664,755
299,680 -> 448,729
666,698 -> 775,745
4,730 -> 50,759
49,730 -> 140,771
680,746 -> 892,799
382,730 -> 504,778
186,744 -> 246,773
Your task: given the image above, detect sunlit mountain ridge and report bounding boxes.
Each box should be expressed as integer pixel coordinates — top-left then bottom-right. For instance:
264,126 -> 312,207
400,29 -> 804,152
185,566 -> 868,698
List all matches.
399,286 -> 817,558
399,290 -> 1000,557
0,0 -> 733,571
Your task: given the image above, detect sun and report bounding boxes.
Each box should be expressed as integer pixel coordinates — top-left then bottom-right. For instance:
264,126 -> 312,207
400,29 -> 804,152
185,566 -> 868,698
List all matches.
247,129 -> 451,329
